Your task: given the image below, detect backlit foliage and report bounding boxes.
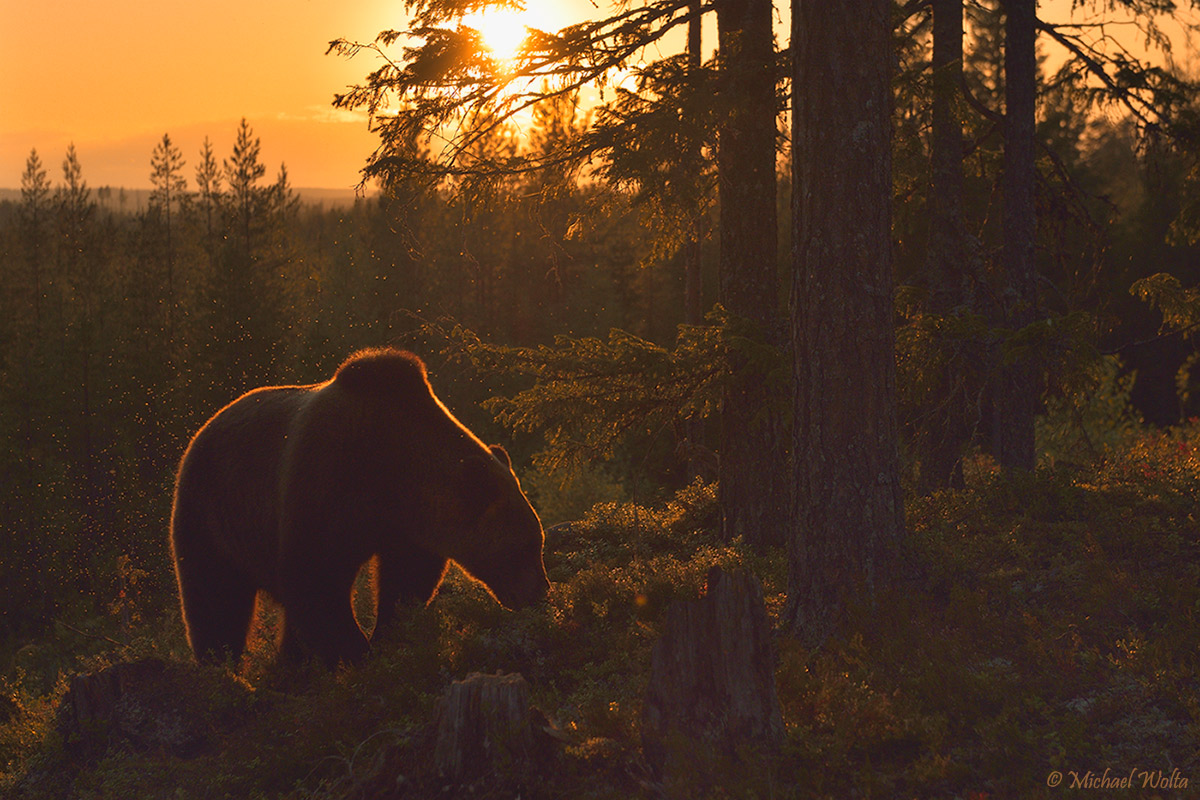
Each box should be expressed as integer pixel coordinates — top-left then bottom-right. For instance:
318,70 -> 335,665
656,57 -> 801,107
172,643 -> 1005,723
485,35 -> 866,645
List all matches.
327,0 -> 724,264
403,307 -> 786,475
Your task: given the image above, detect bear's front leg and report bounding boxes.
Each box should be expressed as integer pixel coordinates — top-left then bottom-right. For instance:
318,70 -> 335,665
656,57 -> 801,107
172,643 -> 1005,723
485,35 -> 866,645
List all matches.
373,547 -> 449,638
278,556 -> 370,667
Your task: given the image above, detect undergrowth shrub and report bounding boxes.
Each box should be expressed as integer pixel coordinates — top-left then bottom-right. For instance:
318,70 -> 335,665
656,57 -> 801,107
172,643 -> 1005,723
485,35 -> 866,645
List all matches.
1037,354 -> 1144,467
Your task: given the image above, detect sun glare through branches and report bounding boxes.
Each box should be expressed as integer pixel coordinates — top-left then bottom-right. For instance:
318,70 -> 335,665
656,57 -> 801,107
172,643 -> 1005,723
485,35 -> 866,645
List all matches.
462,7 -> 532,64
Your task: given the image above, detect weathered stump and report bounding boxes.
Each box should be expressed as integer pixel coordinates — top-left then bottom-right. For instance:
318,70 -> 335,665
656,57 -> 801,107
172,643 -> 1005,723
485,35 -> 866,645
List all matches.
642,566 -> 784,789
56,657 -> 248,759
433,671 -> 553,783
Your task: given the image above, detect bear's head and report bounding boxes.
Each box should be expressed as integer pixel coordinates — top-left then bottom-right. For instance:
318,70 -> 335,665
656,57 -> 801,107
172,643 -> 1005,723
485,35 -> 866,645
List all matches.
333,348 -> 550,609
440,444 -> 550,609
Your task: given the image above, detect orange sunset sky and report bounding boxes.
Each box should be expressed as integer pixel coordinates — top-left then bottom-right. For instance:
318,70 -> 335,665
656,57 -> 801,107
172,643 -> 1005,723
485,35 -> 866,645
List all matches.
0,0 -> 588,190
0,1 -> 1192,191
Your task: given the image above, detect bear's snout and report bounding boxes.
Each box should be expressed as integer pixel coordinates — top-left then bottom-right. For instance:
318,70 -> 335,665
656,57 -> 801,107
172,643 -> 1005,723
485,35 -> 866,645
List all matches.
495,565 -> 551,610
521,574 -> 552,608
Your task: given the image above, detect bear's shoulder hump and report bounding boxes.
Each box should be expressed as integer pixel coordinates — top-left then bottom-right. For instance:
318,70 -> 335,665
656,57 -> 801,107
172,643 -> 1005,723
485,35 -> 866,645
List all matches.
333,348 -> 431,397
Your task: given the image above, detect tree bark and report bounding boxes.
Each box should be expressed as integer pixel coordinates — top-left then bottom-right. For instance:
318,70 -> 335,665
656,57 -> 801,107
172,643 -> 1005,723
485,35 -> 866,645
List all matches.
716,0 -> 788,548
786,0 -> 906,645
995,0 -> 1039,472
919,0 -> 972,492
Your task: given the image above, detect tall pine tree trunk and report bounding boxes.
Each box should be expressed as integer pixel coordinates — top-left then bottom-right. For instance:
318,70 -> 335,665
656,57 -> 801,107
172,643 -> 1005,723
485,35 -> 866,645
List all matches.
995,0 -> 1038,471
684,0 -> 704,329
716,0 -> 788,548
785,0 -> 906,645
919,0 -> 971,492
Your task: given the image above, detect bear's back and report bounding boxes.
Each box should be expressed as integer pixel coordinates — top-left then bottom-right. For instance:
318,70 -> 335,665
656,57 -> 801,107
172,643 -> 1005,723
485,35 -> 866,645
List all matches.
333,349 -> 431,400
177,385 -> 313,585
323,347 -> 492,472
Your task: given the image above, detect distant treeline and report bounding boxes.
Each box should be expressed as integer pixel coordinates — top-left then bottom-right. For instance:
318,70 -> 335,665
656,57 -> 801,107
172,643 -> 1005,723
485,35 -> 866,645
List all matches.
0,187 -> 366,212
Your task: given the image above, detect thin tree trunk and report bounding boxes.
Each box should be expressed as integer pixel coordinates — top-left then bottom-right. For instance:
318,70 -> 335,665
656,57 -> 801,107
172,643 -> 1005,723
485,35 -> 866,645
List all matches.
785,0 -> 906,645
684,0 -> 704,329
716,0 -> 788,548
996,0 -> 1038,471
680,0 -> 708,480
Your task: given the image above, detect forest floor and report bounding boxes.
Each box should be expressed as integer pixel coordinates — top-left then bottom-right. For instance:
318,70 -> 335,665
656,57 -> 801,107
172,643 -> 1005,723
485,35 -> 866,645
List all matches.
1,425 -> 1199,799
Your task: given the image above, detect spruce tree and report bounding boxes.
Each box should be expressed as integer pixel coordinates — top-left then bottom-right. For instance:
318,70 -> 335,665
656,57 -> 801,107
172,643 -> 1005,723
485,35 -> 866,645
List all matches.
56,144 -> 104,542
2,151 -> 55,516
916,0 -> 973,491
18,149 -> 52,335
194,136 -> 223,259
149,133 -> 188,341
224,118 -> 268,264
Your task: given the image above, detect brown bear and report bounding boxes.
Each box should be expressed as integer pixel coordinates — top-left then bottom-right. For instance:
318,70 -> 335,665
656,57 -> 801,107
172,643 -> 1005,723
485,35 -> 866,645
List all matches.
170,348 -> 549,667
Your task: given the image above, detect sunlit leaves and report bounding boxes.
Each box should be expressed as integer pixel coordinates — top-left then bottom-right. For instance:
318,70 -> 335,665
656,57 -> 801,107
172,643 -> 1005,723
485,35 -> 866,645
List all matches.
1130,272 -> 1200,331
591,52 -> 718,264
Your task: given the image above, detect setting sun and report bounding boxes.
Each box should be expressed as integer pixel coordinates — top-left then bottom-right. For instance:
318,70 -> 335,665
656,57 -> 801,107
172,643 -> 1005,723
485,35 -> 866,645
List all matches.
463,8 -> 532,63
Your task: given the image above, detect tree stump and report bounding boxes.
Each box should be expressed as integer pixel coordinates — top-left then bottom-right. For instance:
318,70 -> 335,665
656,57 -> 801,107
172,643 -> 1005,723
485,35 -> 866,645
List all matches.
433,671 -> 553,783
56,657 -> 248,759
642,566 -> 784,788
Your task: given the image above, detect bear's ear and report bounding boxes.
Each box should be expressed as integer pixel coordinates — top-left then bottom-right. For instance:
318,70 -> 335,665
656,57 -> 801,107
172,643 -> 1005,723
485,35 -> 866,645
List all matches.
489,445 -> 512,470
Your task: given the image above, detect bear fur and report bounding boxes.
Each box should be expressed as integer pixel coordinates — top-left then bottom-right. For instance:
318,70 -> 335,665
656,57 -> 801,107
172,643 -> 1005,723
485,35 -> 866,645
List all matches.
170,348 -> 549,667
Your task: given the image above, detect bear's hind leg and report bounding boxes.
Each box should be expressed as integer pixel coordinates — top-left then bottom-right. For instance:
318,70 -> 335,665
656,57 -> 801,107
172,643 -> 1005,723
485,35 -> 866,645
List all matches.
175,551 -> 258,665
